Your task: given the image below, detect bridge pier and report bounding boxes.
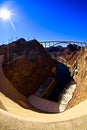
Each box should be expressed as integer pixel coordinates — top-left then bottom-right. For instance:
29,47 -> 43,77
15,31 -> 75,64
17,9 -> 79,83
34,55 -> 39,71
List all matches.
49,42 -> 50,47
45,42 -> 46,48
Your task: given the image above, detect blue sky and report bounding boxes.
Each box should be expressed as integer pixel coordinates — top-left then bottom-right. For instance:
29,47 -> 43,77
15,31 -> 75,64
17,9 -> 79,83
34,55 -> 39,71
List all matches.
0,0 -> 87,44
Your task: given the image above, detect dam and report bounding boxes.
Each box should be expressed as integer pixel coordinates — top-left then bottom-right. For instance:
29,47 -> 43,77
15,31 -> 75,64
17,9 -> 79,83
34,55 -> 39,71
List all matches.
0,40 -> 87,130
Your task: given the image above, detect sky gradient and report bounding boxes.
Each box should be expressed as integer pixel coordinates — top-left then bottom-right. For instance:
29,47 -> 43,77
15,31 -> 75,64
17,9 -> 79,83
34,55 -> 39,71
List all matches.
0,0 -> 87,44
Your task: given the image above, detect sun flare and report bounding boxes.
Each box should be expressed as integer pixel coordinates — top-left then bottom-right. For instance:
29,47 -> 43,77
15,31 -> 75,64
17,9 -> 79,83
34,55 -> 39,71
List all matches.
0,7 -> 16,31
0,8 -> 13,20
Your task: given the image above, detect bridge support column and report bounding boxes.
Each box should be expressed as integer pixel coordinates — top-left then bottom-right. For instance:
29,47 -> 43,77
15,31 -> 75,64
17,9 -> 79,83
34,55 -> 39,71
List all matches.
45,42 -> 46,48
49,42 -> 51,47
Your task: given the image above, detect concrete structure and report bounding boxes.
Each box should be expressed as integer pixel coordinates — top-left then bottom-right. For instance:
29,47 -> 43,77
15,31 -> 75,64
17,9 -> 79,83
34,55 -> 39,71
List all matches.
0,99 -> 87,130
28,95 -> 60,113
40,40 -> 87,48
0,55 -> 87,130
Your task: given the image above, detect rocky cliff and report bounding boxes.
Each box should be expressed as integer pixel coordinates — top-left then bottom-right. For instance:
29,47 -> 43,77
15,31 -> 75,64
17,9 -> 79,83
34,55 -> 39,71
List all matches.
60,44 -> 81,65
67,48 -> 87,108
1,39 -> 57,97
47,44 -> 87,108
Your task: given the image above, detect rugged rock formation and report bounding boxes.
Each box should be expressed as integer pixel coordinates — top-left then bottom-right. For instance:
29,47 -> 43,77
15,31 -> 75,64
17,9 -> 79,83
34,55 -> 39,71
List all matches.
47,44 -> 87,108
0,38 -> 51,62
47,44 -> 81,65
1,39 -> 87,109
67,48 -> 87,108
2,39 -> 57,97
60,44 -> 81,65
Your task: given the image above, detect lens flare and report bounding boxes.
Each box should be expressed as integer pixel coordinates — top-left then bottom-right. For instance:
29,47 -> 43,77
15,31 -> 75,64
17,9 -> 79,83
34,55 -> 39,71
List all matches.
0,7 -> 16,31
0,8 -> 12,20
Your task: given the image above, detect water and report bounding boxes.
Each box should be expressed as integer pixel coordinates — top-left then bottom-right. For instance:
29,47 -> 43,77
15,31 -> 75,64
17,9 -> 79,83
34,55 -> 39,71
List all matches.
48,61 -> 72,102
59,83 -> 76,112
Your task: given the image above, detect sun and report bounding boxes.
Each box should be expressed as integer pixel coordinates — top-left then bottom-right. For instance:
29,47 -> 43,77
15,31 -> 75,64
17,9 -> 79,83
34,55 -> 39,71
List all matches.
0,8 -> 13,20
0,7 -> 16,31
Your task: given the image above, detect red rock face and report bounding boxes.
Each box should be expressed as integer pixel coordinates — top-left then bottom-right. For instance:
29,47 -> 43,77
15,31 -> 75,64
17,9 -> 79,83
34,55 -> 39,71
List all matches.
3,56 -> 57,97
62,50 -> 79,65
2,39 -> 57,97
58,44 -> 80,65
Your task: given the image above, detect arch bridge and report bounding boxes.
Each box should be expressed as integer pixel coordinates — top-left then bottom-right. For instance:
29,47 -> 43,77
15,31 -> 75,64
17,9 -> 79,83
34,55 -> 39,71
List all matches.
40,40 -> 87,48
